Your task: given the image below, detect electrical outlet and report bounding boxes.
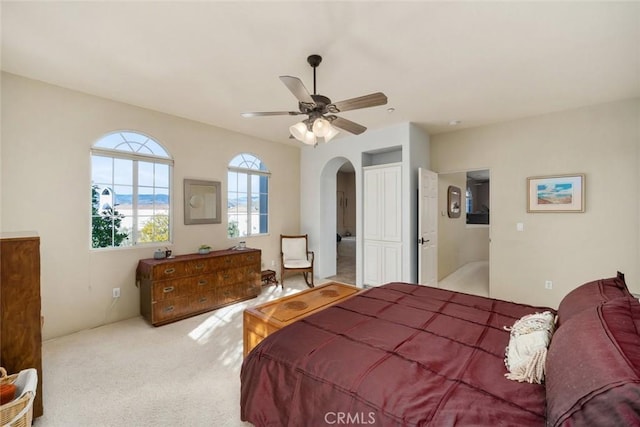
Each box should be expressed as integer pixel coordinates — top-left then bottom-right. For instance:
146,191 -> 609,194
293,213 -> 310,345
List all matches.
544,280 -> 553,290
112,287 -> 121,298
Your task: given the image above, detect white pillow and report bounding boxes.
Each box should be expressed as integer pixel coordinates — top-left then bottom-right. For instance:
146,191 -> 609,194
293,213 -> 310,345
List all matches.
504,311 -> 556,384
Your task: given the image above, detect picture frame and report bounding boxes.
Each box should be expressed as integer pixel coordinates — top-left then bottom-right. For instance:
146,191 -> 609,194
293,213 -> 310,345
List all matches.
527,174 -> 585,213
184,179 -> 221,224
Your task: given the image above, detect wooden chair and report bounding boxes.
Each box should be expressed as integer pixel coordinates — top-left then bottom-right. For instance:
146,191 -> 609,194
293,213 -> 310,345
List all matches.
280,234 -> 314,288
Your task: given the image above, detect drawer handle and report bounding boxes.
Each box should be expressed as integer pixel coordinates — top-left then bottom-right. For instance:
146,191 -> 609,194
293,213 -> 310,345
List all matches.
163,286 -> 175,293
199,297 -> 207,303
195,263 -> 204,270
223,274 -> 230,279
223,291 -> 231,297
225,258 -> 232,264
163,306 -> 174,313
164,268 -> 176,275
247,256 -> 254,261
198,279 -> 208,286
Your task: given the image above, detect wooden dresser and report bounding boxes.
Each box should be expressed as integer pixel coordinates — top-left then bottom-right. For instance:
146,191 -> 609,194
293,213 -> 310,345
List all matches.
243,282 -> 359,356
0,233 -> 43,418
137,248 -> 261,326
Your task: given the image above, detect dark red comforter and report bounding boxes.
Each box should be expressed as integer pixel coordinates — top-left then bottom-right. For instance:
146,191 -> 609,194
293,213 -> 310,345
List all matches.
241,283 -> 553,426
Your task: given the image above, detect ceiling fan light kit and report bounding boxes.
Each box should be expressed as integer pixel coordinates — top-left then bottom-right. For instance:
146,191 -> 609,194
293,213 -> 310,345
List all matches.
242,54 -> 387,146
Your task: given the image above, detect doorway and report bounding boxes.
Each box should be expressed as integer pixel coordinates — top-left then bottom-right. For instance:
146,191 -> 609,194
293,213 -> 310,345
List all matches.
329,162 -> 356,284
437,169 -> 490,297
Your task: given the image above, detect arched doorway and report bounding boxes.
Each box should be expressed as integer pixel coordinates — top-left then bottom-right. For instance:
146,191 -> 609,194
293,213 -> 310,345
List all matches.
318,157 -> 357,283
332,162 -> 356,283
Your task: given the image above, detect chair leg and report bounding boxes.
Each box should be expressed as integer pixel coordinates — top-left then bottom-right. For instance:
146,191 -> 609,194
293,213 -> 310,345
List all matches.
303,272 -> 314,288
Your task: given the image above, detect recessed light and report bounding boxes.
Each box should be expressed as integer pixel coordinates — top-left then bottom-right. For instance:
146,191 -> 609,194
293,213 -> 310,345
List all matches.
449,120 -> 461,126
387,107 -> 395,113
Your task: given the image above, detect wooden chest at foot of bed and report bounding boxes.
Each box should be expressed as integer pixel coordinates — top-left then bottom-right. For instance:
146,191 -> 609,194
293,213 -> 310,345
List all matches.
243,282 -> 359,357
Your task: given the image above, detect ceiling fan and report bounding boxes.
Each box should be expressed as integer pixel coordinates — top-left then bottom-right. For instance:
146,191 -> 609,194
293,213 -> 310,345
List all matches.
241,54 -> 388,145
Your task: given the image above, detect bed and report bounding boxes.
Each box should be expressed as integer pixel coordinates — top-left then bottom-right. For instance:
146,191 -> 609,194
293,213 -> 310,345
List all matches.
240,273 -> 640,426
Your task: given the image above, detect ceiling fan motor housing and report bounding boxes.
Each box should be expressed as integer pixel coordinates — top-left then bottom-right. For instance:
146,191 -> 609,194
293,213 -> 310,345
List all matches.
307,54 -> 322,68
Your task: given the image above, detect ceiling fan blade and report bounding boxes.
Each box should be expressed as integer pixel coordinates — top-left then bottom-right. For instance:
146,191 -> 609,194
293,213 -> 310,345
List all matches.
329,92 -> 387,113
241,111 -> 302,118
279,76 -> 315,104
330,116 -> 367,135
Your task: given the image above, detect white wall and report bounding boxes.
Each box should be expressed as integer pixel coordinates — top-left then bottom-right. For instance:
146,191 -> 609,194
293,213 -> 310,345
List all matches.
431,98 -> 640,308
300,122 -> 430,286
0,73 -> 301,339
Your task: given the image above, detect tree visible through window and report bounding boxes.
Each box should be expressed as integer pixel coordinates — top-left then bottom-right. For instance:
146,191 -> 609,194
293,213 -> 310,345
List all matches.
227,154 -> 269,238
91,131 -> 173,248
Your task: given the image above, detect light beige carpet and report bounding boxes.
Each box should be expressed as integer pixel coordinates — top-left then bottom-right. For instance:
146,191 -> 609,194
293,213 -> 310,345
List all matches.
37,275 -> 319,427
438,261 -> 489,297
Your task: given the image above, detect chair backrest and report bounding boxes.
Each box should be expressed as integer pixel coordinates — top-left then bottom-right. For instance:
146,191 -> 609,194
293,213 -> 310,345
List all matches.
281,235 -> 308,261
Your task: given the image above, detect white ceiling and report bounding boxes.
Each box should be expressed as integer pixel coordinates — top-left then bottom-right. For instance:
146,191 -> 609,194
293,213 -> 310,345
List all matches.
2,1 -> 639,146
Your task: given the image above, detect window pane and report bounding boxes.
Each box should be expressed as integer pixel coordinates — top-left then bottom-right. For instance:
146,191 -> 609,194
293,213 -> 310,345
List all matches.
259,214 -> 268,234
237,172 -> 248,193
250,213 -> 259,234
155,188 -> 170,212
114,158 -> 132,185
228,171 -> 238,192
237,214 -> 248,237
138,161 -> 154,186
251,175 -> 260,198
91,155 -> 113,185
95,133 -> 124,150
138,214 -> 169,243
155,163 -> 169,188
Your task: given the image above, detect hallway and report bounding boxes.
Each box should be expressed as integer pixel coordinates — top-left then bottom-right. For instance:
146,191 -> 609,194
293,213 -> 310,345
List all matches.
327,236 -> 356,284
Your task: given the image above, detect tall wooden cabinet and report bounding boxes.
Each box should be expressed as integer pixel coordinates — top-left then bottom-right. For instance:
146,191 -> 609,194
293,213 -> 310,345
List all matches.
363,164 -> 403,286
0,233 -> 43,418
137,248 -> 261,326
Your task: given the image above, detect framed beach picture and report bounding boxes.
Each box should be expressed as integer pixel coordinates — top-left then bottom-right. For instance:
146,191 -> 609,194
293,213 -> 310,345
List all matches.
527,174 -> 585,213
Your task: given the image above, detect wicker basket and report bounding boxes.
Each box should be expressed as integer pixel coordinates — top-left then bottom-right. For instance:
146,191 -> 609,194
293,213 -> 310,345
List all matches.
0,367 -> 36,427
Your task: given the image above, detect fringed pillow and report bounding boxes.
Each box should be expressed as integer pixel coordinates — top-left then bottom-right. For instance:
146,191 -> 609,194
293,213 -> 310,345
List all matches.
504,311 -> 556,384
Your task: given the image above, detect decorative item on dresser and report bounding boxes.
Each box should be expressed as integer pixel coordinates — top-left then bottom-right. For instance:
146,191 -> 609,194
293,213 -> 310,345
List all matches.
0,232 -> 44,418
136,248 -> 261,326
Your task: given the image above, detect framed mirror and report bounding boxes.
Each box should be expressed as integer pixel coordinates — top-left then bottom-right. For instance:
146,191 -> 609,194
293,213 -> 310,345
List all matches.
184,179 -> 221,225
447,185 -> 461,218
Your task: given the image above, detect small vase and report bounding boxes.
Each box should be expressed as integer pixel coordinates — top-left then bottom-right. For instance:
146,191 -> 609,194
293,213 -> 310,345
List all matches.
198,248 -> 210,255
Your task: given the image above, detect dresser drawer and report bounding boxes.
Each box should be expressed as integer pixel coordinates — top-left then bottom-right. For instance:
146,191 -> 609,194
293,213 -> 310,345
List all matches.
235,251 -> 260,266
151,262 -> 187,280
152,278 -> 194,301
185,257 -> 227,275
189,290 -> 218,312
218,284 -> 240,305
153,296 -> 189,323
217,267 -> 245,285
192,273 -> 219,291
239,281 -> 261,298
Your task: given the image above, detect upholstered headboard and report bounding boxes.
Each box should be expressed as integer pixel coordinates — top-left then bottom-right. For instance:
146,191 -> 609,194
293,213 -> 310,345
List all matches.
545,273 -> 640,426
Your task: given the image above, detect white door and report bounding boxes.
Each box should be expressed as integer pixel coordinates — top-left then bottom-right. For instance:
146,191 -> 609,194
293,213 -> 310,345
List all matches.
418,168 -> 438,286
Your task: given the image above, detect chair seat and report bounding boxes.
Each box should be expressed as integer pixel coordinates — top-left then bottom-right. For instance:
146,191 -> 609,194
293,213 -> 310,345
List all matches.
284,259 -> 311,269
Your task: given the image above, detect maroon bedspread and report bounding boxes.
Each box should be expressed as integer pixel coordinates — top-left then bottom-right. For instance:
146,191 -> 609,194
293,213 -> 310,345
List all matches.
241,283 -> 553,426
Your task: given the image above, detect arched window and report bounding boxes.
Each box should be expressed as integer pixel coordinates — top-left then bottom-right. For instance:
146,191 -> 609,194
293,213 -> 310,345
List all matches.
227,153 -> 270,238
91,131 -> 173,248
